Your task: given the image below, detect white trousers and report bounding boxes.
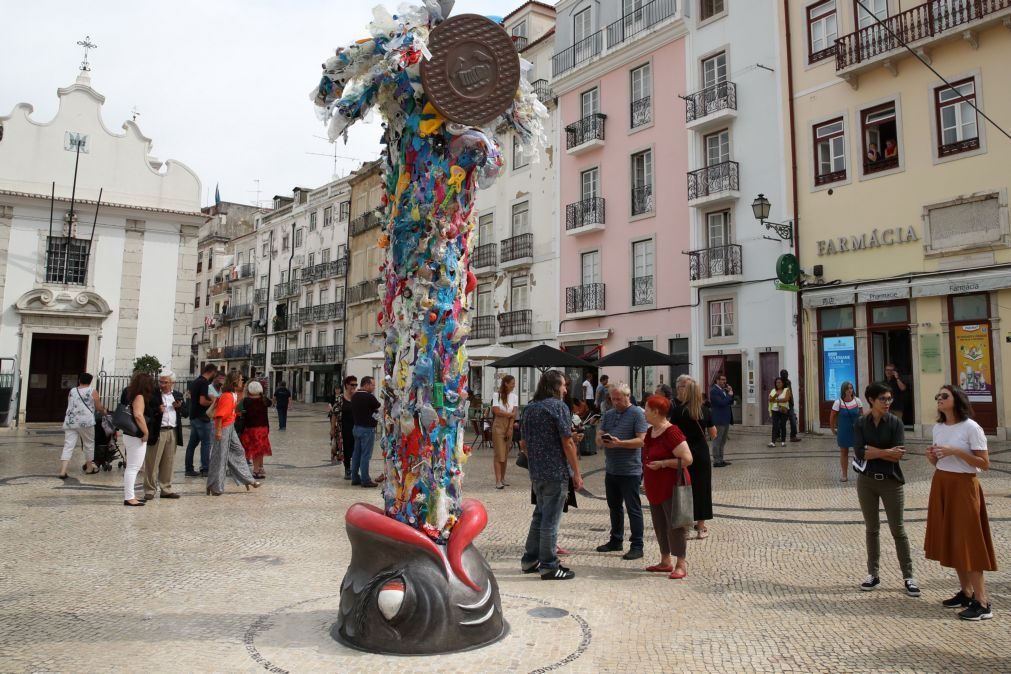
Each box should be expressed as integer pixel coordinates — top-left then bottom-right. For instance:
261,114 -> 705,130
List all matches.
62,426 -> 96,462
122,434 -> 147,501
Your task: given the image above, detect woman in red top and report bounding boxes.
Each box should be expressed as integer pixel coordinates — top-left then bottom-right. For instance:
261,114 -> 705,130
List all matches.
642,395 -> 694,579
206,372 -> 260,495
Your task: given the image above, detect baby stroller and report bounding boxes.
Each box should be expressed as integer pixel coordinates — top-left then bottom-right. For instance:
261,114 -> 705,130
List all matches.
94,413 -> 125,471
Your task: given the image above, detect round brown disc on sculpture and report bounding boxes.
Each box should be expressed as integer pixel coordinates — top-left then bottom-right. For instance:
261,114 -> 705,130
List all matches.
420,14 -> 521,127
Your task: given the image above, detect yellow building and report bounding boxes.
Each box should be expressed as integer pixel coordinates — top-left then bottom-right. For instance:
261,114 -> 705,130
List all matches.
345,161 -> 385,378
787,1 -> 1011,438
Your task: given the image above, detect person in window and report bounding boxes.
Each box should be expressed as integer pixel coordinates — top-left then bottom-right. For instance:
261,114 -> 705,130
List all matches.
883,364 -> 910,423
853,382 -> 919,597
866,142 -> 880,163
883,139 -> 897,159
925,385 -> 996,621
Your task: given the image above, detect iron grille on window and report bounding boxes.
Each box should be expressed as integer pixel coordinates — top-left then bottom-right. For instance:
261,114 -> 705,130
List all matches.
254,288 -> 268,304
684,81 -> 737,122
499,309 -> 532,337
687,244 -> 742,281
471,315 -> 496,340
632,275 -> 655,306
606,0 -> 677,47
687,161 -> 740,200
565,114 -> 607,149
224,344 -> 250,359
270,350 -> 288,366
252,353 -> 266,368
566,283 -> 605,313
472,243 -> 498,269
350,210 -> 381,236
225,304 -> 252,320
500,233 -> 533,263
551,30 -> 603,76
631,96 -> 652,128
45,236 -> 91,285
631,185 -> 654,216
348,279 -> 381,305
566,197 -> 605,230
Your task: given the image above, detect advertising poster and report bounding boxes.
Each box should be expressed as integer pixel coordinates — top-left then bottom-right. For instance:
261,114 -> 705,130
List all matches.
954,324 -> 993,403
823,335 -> 856,401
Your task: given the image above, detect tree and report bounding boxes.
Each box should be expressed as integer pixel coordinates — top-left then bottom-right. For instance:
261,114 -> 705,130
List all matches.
132,354 -> 163,375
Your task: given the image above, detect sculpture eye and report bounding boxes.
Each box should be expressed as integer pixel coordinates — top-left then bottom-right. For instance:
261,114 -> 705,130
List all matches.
377,578 -> 406,621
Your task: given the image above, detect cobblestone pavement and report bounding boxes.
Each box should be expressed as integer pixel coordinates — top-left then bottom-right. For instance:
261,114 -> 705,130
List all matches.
1,403 -> 1008,673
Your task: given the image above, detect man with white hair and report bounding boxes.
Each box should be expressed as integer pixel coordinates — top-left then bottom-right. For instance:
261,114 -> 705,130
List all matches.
143,369 -> 187,500
596,381 -> 648,560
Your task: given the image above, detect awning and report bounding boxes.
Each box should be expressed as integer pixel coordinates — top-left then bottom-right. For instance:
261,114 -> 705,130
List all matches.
556,328 -> 611,344
347,350 -> 385,362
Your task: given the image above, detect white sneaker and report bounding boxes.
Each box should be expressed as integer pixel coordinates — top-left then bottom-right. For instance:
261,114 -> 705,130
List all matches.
780,442 -> 786,447
495,481 -> 504,490
768,442 -> 776,447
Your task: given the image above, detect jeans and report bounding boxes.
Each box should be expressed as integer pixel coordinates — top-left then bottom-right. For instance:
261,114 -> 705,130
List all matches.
185,417 -> 212,472
277,405 -> 288,430
788,407 -> 798,438
521,479 -> 568,571
711,425 -> 730,463
351,425 -> 376,483
771,411 -> 788,443
857,473 -> 914,578
604,473 -> 644,549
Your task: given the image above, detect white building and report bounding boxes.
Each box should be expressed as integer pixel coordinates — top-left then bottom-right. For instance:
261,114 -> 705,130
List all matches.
0,69 -> 205,423
683,1 -> 797,426
470,1 -> 560,405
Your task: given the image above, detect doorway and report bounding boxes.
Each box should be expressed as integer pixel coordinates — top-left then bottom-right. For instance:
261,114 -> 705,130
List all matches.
27,334 -> 88,422
867,301 -> 913,425
758,352 -> 780,425
703,354 -> 742,424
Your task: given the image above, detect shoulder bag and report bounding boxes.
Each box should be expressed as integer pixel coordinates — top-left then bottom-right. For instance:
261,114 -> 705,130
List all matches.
670,458 -> 695,529
234,396 -> 246,434
112,401 -> 143,438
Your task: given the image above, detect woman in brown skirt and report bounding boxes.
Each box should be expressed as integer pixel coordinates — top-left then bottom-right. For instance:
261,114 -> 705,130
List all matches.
491,375 -> 518,489
925,384 -> 996,621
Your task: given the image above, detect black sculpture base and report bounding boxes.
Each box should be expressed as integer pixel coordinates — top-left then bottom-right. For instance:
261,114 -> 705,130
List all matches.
334,499 -> 508,655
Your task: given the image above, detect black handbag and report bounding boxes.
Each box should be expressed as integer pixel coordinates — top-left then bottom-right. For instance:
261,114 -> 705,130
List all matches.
112,403 -> 143,438
516,450 -> 529,469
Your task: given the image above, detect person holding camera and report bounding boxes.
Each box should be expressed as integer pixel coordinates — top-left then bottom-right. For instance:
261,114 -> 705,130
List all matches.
709,373 -> 733,467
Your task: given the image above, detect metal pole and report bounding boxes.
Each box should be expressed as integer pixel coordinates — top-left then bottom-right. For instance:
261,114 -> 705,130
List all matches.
64,142 -> 83,282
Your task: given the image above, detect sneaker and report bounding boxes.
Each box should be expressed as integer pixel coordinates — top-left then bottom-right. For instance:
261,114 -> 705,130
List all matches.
790,437 -> 802,442
904,578 -> 921,597
942,590 -> 973,609
780,442 -> 786,447
860,575 -> 880,592
540,566 -> 575,581
185,470 -> 200,477
521,562 -> 540,574
495,482 -> 504,490
343,471 -> 352,481
768,442 -> 776,447
958,600 -> 993,621
622,548 -> 644,560
595,542 -> 622,553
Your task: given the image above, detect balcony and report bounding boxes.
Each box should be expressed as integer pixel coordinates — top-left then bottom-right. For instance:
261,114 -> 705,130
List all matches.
350,210 -> 382,237
566,283 -> 606,318
688,244 -> 743,287
297,345 -> 345,364
252,353 -> 265,368
565,114 -> 606,154
270,350 -> 288,366
209,280 -> 229,296
630,96 -> 652,129
632,275 -> 655,307
224,344 -> 250,359
631,185 -> 654,217
303,257 -> 348,283
684,81 -> 738,131
348,278 -> 381,306
471,315 -> 496,342
235,263 -> 255,280
687,160 -> 740,207
272,313 -> 300,332
224,304 -> 252,321
530,79 -> 552,104
512,35 -> 528,50
472,242 -> 498,275
207,347 -> 224,359
499,309 -> 532,339
274,280 -> 300,300
835,0 -> 1011,83
565,197 -> 605,235
551,30 -> 603,77
254,288 -> 268,304
300,302 -> 345,324
500,233 -> 533,270
252,320 -> 267,334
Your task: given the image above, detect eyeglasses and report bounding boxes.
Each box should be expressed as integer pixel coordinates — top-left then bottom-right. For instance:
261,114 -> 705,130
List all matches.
348,383 -> 358,388
935,393 -> 951,401
877,396 -> 894,403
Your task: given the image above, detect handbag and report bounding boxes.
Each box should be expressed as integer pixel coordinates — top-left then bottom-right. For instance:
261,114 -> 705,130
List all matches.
670,458 -> 694,529
233,397 -> 246,434
515,450 -> 529,469
112,402 -> 143,438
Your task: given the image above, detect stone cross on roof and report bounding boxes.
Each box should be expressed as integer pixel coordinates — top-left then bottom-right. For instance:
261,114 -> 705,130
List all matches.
76,35 -> 97,72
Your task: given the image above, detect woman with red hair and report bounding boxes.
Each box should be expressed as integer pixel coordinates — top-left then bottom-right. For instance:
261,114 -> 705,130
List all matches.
642,394 -> 694,579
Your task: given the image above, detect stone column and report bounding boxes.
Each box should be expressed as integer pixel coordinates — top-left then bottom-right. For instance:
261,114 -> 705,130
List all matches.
115,220 -> 145,373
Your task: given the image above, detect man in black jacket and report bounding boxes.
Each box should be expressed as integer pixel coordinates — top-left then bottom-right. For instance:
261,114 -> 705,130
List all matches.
143,370 -> 188,500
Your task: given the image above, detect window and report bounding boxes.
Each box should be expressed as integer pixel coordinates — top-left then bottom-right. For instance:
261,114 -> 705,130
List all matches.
709,299 -> 735,338
308,252 -> 316,268
320,287 -> 329,304
861,103 -> 899,173
510,275 -> 529,310
478,213 -> 494,244
580,88 -> 599,118
318,330 -> 327,346
282,234 -> 290,251
323,206 -> 333,227
511,201 -> 530,236
334,327 -> 344,346
304,331 -> 312,347
581,251 -> 600,285
197,251 -> 203,273
630,63 -> 652,128
295,228 -> 304,248
322,248 -> 330,263
309,211 -> 318,230
700,0 -> 725,21
512,136 -> 529,169
631,150 -> 654,216
632,239 -> 654,306
573,7 -> 592,43
935,79 -> 979,157
702,52 -> 727,89
705,129 -> 730,166
477,283 -> 493,315
669,337 -> 689,381
511,20 -> 527,38
236,251 -> 244,266
208,251 -> 214,269
580,168 -> 599,200
262,240 -> 269,257
706,210 -> 731,248
339,200 -> 351,221
45,237 -> 91,285
195,282 -> 201,296
259,274 -> 268,288
337,244 -> 347,259
807,1 -> 838,63
813,118 -> 846,185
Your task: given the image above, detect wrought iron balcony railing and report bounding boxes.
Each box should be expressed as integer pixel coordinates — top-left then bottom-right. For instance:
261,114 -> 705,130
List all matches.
566,197 -> 605,230
298,345 -> 344,364
471,315 -> 496,340
254,288 -> 268,304
350,210 -> 382,237
632,275 -> 655,306
566,283 -> 606,314
687,160 -> 740,200
565,113 -> 606,150
207,347 -> 224,359
472,242 -> 498,269
223,344 -> 250,359
499,309 -> 532,337
210,280 -> 229,296
552,30 -> 603,76
606,0 -> 678,48
301,302 -> 346,323
631,185 -> 654,216
270,350 -> 288,366
251,353 -> 265,368
224,304 -> 252,321
512,35 -> 528,50
236,263 -> 255,279
303,257 -> 348,283
500,233 -> 533,264
630,96 -> 652,128
274,280 -> 300,299
688,244 -> 742,281
348,279 -> 381,305
530,79 -> 552,103
252,320 -> 267,334
272,313 -> 300,332
45,236 -> 91,285
684,81 -> 737,122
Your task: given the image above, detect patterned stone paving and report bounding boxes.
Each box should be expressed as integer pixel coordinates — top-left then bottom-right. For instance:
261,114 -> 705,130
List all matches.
0,403 -> 1008,673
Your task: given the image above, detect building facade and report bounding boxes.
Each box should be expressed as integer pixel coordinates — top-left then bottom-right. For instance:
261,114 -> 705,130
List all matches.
552,0 -> 691,401
0,70 -> 204,422
788,0 -> 1011,437
345,161 -> 385,383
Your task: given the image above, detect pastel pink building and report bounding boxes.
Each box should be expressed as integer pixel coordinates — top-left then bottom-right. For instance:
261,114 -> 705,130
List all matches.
552,0 -> 690,398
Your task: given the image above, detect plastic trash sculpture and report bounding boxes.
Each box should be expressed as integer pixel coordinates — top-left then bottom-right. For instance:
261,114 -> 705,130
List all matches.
311,0 -> 546,654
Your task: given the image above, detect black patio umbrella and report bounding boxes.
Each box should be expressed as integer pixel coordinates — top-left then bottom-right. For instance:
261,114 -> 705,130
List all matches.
489,344 -> 598,373
593,344 -> 689,401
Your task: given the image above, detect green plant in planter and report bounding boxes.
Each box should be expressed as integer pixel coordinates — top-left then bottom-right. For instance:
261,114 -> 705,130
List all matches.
132,354 -> 163,375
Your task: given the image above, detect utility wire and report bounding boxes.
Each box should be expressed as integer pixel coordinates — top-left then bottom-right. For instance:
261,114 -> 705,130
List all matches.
854,0 -> 1011,143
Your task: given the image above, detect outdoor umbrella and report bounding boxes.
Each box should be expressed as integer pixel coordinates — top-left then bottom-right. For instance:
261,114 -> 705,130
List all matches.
466,343 -> 520,363
489,344 -> 597,373
593,344 -> 687,401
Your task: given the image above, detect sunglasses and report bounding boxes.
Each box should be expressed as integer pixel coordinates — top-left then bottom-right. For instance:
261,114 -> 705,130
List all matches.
935,393 -> 951,401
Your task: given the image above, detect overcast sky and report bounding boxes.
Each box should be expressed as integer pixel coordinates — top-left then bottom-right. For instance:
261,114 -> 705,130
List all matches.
1,0 -> 514,208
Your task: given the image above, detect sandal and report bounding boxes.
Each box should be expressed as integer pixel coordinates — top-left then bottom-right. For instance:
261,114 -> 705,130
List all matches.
646,564 -> 674,573
695,527 -> 710,540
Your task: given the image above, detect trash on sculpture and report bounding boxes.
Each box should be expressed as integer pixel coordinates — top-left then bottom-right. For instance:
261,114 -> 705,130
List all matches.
311,0 -> 546,654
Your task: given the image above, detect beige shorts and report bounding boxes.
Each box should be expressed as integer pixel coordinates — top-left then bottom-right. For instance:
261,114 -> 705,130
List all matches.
491,416 -> 513,462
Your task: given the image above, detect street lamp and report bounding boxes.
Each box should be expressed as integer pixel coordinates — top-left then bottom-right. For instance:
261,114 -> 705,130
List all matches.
752,193 -> 793,241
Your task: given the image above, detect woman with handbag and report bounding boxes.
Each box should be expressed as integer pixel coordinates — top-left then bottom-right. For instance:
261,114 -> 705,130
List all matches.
120,372 -> 154,506
207,372 -> 260,495
643,394 -> 694,579
59,373 -> 107,478
239,380 -> 272,480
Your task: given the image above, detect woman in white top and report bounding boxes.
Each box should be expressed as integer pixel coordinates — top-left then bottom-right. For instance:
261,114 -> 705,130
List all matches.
924,385 -> 996,621
767,378 -> 791,447
60,373 -> 107,478
491,375 -> 519,489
